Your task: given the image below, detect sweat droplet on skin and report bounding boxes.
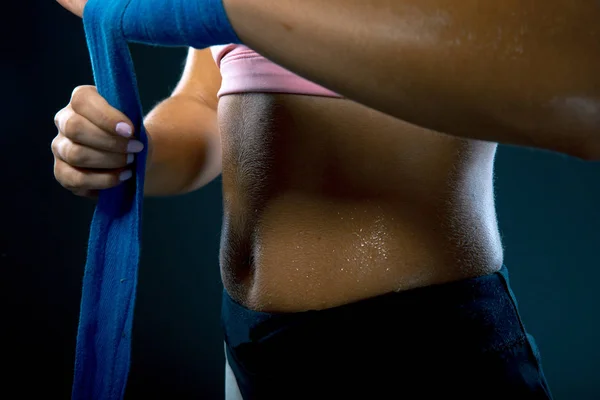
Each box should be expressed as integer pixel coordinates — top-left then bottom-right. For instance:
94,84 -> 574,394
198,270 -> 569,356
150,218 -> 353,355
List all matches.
337,212 -> 393,280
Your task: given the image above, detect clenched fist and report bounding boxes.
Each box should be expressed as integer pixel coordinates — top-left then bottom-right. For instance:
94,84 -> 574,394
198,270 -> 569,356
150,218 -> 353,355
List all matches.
52,85 -> 145,198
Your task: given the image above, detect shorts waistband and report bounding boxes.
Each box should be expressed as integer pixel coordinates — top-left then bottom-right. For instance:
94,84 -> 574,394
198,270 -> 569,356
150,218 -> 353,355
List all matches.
221,266 -> 527,355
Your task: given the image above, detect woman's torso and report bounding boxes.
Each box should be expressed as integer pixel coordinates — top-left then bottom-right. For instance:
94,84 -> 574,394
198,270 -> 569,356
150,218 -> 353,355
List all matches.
213,46 -> 504,312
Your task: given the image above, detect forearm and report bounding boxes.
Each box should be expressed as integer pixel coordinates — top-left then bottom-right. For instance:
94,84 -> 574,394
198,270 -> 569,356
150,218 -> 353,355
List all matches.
224,0 -> 600,159
143,95 -> 221,197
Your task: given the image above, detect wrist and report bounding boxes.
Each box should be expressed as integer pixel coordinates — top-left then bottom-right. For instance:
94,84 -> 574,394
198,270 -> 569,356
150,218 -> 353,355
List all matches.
121,0 -> 242,48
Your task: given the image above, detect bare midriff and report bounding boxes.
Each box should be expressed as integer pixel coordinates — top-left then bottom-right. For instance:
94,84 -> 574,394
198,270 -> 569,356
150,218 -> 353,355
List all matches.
218,93 -> 503,312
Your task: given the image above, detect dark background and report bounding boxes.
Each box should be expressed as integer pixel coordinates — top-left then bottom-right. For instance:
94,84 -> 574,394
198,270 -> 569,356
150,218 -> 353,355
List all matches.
2,2 -> 598,399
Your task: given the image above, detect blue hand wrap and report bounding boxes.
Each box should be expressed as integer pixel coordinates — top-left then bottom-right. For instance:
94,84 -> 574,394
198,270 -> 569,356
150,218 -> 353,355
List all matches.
73,1 -> 240,399
123,0 -> 241,48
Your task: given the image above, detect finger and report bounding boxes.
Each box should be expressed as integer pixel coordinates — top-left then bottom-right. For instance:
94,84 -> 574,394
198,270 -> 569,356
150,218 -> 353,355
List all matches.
69,85 -> 135,138
54,158 -> 133,191
54,107 -> 144,155
52,135 -> 135,169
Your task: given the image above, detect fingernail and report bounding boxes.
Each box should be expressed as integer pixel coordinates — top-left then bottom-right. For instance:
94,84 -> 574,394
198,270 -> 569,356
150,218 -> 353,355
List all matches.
126,154 -> 134,164
119,170 -> 133,181
116,122 -> 133,137
127,140 -> 144,153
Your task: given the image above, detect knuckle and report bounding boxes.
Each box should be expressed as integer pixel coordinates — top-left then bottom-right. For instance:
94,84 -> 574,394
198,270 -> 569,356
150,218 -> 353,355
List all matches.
53,162 -> 76,189
53,108 -> 64,129
50,136 -> 60,156
70,85 -> 95,111
68,170 -> 86,189
51,135 -> 69,161
53,160 -> 63,181
64,144 -> 88,165
62,114 -> 82,139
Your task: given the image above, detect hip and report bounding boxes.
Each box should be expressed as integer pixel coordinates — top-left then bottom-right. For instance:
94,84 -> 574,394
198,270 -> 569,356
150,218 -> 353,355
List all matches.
221,266 -> 552,400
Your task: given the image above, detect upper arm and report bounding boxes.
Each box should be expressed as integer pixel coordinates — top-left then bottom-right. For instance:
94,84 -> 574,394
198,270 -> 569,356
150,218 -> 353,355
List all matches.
171,47 -> 222,111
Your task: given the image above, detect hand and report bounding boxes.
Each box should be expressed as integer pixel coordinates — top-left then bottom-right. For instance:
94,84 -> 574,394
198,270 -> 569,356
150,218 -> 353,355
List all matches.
56,0 -> 88,18
52,86 -> 145,198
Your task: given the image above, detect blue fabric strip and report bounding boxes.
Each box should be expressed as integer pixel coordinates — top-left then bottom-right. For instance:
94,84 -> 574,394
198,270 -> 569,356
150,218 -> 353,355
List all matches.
73,1 -> 147,399
122,0 -> 241,48
72,0 -> 240,398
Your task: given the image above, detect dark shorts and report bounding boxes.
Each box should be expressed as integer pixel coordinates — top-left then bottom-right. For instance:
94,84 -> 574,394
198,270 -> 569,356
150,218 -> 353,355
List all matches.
221,266 -> 553,399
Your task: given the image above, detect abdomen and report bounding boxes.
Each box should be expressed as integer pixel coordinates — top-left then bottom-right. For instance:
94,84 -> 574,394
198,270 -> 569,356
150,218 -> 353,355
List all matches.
218,93 -> 503,312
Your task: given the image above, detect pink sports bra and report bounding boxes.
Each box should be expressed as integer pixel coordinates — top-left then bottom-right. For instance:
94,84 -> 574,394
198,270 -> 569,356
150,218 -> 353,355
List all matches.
210,44 -> 342,99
